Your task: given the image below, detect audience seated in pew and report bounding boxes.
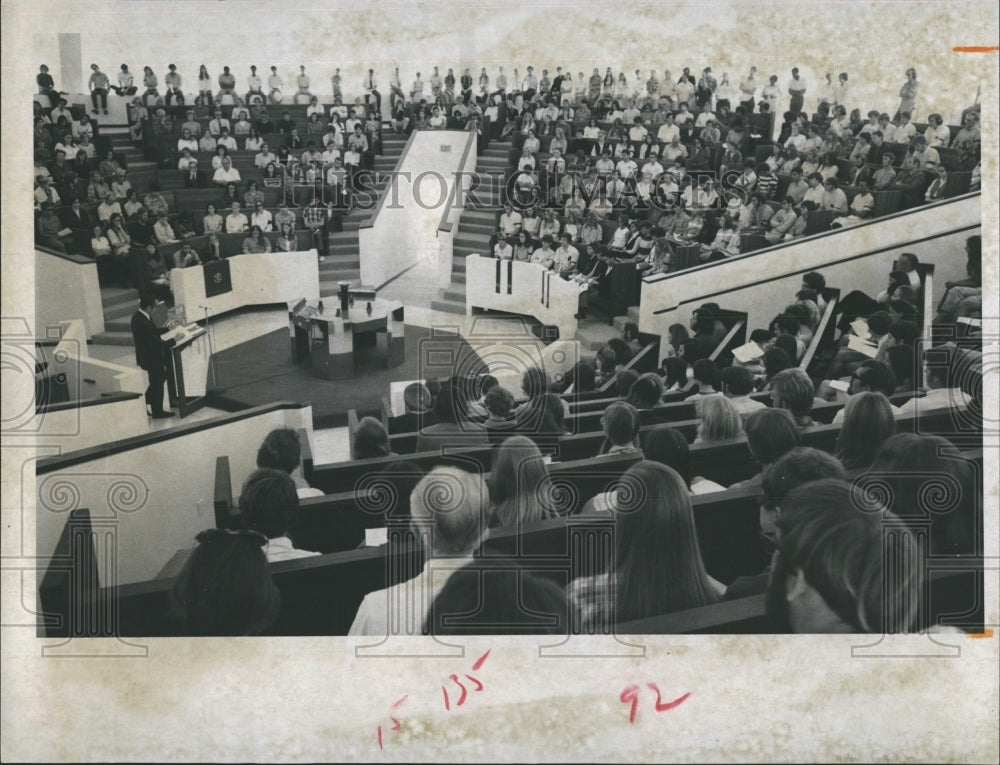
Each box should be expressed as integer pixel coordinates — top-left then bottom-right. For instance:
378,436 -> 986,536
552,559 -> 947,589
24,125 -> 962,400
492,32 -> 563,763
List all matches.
424,558 -> 568,635
349,466 -> 488,636
353,417 -> 394,461
721,366 -> 767,416
240,468 -> 320,562
169,527 -> 281,636
415,381 -> 489,452
256,427 -> 324,499
729,408 -> 802,492
486,436 -> 557,528
567,461 -> 721,632
834,391 -> 896,477
694,396 -> 744,445
596,401 -> 644,458
725,448 -> 845,601
766,478 -> 922,633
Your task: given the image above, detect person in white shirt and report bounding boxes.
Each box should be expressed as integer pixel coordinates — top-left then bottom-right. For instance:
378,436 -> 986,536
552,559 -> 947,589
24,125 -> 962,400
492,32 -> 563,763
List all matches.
553,232 -> 580,274
830,361 -> 904,424
348,467 -> 487,636
493,236 -> 513,260
923,113 -> 951,147
267,66 -> 283,104
239,469 -> 321,563
615,152 -> 638,179
254,144 -> 277,168
498,204 -> 522,236
217,128 -> 238,152
224,202 -> 248,233
657,114 -> 680,143
212,156 -> 242,186
897,354 -> 972,416
250,202 -> 273,232
530,238 -> 556,269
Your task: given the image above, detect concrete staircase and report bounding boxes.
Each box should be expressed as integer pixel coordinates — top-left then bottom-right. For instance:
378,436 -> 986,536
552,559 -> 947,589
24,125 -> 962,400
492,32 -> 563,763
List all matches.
92,285 -> 141,345
319,133 -> 409,296
430,139 -> 511,314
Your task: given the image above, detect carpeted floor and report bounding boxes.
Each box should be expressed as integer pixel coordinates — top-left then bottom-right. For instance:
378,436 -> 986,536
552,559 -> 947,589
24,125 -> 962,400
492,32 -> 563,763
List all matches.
206,325 -> 488,428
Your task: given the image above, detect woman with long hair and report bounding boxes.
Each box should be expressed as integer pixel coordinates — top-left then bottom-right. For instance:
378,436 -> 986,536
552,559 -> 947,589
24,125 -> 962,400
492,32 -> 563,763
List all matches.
487,435 -> 557,528
568,461 -> 719,629
835,391 -> 895,476
694,395 -> 745,444
197,65 -> 213,106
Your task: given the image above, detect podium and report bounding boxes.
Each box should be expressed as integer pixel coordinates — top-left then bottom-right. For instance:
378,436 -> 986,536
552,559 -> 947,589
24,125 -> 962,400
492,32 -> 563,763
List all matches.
163,324 -> 210,417
288,296 -> 405,380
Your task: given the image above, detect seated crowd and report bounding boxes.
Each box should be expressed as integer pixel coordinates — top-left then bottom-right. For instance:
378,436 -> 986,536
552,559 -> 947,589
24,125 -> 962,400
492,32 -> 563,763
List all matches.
35,60 -> 981,296
164,243 -> 981,636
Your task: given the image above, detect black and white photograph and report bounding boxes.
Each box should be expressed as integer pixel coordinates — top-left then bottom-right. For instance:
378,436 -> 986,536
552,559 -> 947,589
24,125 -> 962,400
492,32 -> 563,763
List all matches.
2,0 -> 997,761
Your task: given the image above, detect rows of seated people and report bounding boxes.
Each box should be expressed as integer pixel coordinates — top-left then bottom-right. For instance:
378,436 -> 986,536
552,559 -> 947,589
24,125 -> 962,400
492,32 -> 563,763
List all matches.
83,237 -> 983,635
163,339 -> 981,636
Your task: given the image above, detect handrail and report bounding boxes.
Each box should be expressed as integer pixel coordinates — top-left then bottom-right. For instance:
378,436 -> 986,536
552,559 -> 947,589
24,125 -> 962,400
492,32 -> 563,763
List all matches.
597,340 -> 660,393
358,128 -> 421,230
644,190 -> 981,287
650,221 -> 980,316
708,320 -> 745,362
437,129 -> 479,234
36,391 -> 143,415
921,265 -> 936,340
36,400 -> 311,473
799,294 -> 839,371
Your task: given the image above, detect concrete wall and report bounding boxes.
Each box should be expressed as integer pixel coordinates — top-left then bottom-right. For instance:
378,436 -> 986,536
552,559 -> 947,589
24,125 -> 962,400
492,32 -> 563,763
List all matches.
35,404 -> 314,587
359,130 -> 472,288
35,250 -> 104,339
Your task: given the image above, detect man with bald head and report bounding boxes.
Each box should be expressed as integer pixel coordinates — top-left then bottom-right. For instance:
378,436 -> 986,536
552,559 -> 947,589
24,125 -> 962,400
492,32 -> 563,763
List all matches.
348,467 -> 488,636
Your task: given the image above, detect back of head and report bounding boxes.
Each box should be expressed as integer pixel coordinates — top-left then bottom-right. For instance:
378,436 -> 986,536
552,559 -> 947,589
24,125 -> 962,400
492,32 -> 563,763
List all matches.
627,372 -> 664,409
696,395 -> 744,442
867,310 -> 892,337
484,385 -> 514,419
692,358 -> 720,389
606,337 -> 632,365
424,559 -> 567,634
410,467 -> 488,556
256,427 -> 302,473
603,401 -> 640,447
836,391 -> 895,470
866,433 -> 977,554
615,368 -> 639,398
744,407 -> 801,465
613,461 -> 716,619
170,529 -> 281,636
721,365 -> 755,396
770,368 -> 815,418
854,360 -> 896,396
488,435 -> 552,527
641,427 -> 691,486
521,366 -> 550,399
761,447 -> 846,510
770,479 -> 919,633
404,382 -> 432,413
763,347 -> 793,379
353,416 -> 391,460
240,468 -> 299,539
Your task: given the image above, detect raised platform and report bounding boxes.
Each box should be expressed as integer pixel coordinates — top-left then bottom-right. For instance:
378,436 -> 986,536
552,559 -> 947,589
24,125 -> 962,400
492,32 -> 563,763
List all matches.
206,324 -> 487,428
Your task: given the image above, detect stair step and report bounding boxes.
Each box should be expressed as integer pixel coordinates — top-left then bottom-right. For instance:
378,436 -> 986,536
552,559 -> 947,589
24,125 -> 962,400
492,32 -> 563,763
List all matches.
320,268 -> 362,281
454,234 -> 491,247
430,297 -> 466,315
442,288 -> 466,303
91,331 -> 134,346
104,319 -> 132,333
460,222 -> 496,235
320,256 -> 360,270
627,305 -> 640,322
452,272 -> 466,284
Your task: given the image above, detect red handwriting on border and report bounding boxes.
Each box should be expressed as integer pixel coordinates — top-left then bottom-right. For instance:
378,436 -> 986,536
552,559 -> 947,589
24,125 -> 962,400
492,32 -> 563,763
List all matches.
375,651 -> 492,749
442,650 -> 490,711
619,683 -> 691,723
376,695 -> 409,751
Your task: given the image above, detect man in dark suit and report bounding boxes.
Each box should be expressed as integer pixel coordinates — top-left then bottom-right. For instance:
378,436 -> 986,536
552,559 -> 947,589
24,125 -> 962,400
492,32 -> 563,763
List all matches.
131,294 -> 175,418
182,158 -> 205,188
